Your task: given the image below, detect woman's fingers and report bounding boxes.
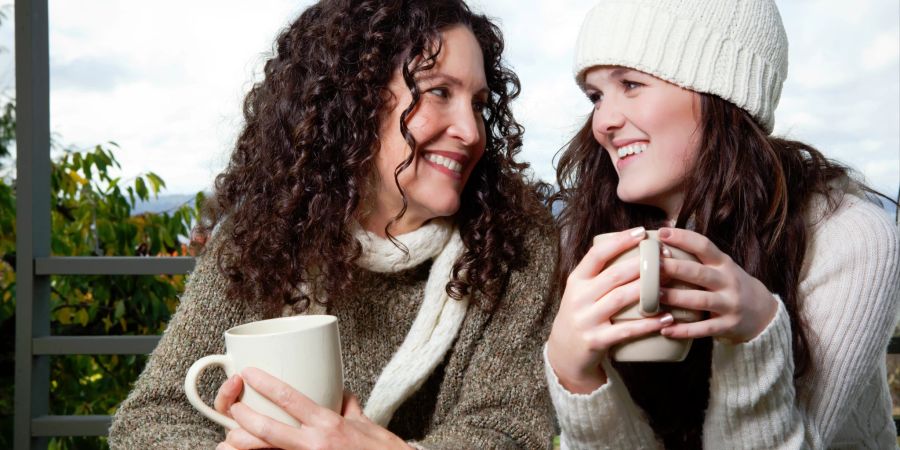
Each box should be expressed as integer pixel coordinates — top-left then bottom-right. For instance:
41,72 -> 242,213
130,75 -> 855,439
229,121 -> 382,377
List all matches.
231,402 -> 311,450
215,375 -> 244,416
583,315 -> 673,351
661,258 -> 726,291
223,426 -> 275,449
581,279 -> 642,325
659,287 -> 725,314
564,257 -> 642,311
658,227 -> 729,266
241,367 -> 334,426
570,227 -> 647,281
216,442 -> 239,450
660,316 -> 732,340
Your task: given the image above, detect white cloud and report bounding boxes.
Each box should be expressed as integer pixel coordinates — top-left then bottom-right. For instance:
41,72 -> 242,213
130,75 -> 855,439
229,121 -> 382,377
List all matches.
774,0 -> 899,196
40,0 -> 313,193
1,0 -> 897,199
862,30 -> 900,71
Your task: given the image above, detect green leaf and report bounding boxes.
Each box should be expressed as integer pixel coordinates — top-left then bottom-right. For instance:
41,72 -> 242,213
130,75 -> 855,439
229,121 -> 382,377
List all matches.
135,177 -> 148,201
113,300 -> 125,320
76,308 -> 89,327
146,172 -> 166,194
82,154 -> 93,181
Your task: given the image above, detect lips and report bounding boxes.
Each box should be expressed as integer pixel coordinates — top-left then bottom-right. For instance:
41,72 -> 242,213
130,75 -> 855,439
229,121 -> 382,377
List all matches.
617,142 -> 647,158
610,141 -> 649,171
422,150 -> 469,177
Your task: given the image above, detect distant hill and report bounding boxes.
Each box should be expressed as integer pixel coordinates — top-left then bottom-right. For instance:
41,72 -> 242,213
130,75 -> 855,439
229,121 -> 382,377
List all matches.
132,194 -> 202,215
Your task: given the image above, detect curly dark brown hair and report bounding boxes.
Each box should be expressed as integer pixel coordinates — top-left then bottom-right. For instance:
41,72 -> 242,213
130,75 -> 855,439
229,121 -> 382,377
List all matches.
195,0 -> 548,312
552,92 -> 894,448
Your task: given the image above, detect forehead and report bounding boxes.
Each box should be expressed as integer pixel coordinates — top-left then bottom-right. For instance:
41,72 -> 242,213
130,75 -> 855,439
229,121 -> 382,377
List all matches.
583,65 -> 638,86
426,25 -> 487,88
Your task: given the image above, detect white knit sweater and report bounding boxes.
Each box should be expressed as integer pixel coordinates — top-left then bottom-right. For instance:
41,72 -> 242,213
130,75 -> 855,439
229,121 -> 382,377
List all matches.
546,192 -> 900,449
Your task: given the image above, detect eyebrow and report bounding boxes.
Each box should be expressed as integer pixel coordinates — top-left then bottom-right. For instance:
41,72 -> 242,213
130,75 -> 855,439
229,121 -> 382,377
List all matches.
609,67 -> 634,79
582,67 -> 636,90
417,72 -> 489,96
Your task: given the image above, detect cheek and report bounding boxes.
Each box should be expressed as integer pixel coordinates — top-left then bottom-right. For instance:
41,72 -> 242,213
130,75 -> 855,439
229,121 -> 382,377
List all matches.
590,110 -> 604,144
668,115 -> 702,165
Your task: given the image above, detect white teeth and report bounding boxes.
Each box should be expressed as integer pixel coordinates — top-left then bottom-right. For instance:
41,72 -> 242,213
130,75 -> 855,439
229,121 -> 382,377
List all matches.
617,143 -> 648,158
425,153 -> 463,172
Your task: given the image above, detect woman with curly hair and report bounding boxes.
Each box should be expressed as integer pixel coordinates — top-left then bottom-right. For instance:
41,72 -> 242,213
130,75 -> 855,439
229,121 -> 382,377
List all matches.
544,0 -> 899,448
109,0 -> 557,448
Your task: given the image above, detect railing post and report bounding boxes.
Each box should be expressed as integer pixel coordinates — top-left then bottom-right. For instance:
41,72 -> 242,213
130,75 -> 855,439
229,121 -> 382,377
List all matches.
14,0 -> 51,449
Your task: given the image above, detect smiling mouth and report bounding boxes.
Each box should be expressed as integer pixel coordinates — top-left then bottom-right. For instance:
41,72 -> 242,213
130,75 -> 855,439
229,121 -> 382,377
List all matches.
423,151 -> 466,174
617,142 -> 648,159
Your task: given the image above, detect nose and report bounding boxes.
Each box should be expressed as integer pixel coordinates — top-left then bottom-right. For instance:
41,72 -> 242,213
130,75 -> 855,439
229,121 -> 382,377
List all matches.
446,102 -> 483,147
592,99 -> 625,138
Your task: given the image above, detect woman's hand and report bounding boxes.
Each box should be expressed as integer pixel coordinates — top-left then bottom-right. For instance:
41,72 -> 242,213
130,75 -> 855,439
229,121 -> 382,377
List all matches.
546,227 -> 674,394
657,227 -> 778,344
216,367 -> 411,450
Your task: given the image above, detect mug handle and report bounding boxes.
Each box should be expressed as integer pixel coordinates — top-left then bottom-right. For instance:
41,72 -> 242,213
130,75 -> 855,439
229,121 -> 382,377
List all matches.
184,354 -> 239,430
638,239 -> 661,316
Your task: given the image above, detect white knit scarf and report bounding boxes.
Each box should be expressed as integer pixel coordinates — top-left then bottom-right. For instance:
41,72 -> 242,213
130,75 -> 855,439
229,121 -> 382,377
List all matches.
351,219 -> 469,427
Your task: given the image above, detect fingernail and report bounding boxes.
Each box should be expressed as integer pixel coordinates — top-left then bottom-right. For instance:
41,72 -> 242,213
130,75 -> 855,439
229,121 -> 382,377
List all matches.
629,226 -> 646,238
659,228 -> 672,239
662,246 -> 672,258
659,313 -> 674,326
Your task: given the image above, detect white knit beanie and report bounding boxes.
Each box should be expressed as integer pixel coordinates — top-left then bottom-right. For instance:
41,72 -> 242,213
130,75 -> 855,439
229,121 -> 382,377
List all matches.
574,0 -> 788,133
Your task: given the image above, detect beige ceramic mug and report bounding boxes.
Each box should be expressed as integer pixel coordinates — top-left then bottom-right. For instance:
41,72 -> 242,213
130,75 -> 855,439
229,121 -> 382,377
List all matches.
184,315 -> 343,429
594,230 -> 703,362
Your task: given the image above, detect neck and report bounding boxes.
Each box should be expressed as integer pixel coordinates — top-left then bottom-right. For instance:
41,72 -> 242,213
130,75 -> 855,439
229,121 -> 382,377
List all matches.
359,193 -> 430,238
656,192 -> 684,227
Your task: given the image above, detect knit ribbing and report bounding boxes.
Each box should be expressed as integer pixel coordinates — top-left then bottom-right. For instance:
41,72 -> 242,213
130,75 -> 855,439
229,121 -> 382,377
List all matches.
573,0 -> 788,132
794,194 -> 899,446
544,348 -> 660,449
359,225 -> 469,426
354,219 -> 452,273
546,192 -> 900,449
704,300 -> 807,449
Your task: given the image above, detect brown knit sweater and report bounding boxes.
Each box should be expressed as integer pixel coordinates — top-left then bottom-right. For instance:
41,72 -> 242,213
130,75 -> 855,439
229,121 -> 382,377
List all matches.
108,219 -> 558,449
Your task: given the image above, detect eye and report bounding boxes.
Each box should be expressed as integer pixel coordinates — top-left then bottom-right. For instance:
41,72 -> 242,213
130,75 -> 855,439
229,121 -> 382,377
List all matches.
586,91 -> 602,105
426,86 -> 449,98
622,80 -> 643,91
473,98 -> 488,115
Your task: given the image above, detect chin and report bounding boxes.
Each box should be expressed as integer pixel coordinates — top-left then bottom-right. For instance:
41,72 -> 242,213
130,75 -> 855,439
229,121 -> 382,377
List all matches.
616,184 -> 643,205
429,202 -> 461,219
415,196 -> 462,220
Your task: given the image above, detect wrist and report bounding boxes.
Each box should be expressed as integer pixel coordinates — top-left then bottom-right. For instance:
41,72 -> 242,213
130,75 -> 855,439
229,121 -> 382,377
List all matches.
546,337 -> 608,394
558,371 -> 607,394
729,291 -> 779,344
549,354 -> 608,394
753,292 -> 779,340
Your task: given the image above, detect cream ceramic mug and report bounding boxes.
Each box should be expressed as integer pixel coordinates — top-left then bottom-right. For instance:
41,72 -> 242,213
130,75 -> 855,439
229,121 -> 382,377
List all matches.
184,314 -> 343,429
593,231 -> 703,362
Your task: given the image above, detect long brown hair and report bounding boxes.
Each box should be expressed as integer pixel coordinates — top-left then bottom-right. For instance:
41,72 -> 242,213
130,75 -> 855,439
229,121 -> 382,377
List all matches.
552,93 -> 883,447
196,0 -> 548,313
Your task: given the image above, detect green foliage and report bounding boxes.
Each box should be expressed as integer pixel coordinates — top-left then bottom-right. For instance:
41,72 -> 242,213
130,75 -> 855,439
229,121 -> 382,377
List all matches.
0,101 -> 204,449
0,98 -> 13,160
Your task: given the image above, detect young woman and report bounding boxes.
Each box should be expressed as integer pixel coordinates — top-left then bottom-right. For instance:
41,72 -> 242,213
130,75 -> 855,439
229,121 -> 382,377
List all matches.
108,1 -> 557,448
545,0 -> 900,448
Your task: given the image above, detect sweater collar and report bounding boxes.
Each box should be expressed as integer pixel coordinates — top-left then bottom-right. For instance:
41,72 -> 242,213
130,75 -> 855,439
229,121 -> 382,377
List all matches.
353,218 -> 454,273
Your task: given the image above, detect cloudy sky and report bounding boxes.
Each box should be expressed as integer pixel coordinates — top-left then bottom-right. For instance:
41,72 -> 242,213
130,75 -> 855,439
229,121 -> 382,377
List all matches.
0,0 -> 897,199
